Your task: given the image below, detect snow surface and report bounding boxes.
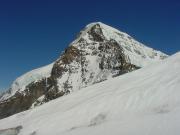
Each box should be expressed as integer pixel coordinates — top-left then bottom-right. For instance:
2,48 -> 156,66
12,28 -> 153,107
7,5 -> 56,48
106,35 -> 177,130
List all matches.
0,52 -> 179,135
0,63 -> 54,101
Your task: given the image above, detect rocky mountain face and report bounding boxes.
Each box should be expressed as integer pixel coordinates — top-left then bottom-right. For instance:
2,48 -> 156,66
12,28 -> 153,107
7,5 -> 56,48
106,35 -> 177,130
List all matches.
0,22 -> 168,119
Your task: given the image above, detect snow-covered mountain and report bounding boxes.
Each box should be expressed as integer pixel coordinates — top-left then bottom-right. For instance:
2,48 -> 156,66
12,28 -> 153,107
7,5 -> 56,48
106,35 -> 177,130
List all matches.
0,52 -> 179,135
0,22 -> 167,119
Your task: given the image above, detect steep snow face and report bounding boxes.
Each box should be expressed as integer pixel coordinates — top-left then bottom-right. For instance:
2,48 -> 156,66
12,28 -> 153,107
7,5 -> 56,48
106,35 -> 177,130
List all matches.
0,63 -> 54,101
0,52 -> 179,135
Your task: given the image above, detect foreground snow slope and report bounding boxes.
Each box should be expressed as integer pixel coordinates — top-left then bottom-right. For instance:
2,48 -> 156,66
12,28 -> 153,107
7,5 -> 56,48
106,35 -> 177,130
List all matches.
0,52 -> 180,135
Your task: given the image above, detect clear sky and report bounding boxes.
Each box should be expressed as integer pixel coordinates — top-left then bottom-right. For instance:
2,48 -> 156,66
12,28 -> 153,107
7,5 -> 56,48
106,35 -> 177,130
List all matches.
0,0 -> 180,91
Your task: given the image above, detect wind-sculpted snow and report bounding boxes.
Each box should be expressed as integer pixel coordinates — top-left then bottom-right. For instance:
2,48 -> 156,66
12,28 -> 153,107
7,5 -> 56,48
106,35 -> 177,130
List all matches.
0,52 -> 179,135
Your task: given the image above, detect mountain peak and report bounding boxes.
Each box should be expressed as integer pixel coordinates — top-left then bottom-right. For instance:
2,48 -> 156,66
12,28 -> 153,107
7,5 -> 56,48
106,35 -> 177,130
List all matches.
85,22 -> 126,35
72,22 -> 131,46
86,21 -> 103,26
72,22 -> 167,66
85,22 -> 118,31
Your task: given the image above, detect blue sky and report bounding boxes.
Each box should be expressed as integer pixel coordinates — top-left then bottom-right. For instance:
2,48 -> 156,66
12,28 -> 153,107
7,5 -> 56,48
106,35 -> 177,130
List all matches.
0,0 -> 180,91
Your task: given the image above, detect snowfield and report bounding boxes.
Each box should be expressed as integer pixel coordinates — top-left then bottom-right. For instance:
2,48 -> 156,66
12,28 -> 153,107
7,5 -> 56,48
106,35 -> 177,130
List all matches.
0,52 -> 180,135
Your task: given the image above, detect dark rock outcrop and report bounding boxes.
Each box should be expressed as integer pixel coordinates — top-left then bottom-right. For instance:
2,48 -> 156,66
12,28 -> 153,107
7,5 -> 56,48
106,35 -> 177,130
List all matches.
0,79 -> 47,119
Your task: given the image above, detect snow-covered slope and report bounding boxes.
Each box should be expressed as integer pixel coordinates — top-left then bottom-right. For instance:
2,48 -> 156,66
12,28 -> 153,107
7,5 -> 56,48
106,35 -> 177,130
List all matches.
0,63 -> 54,101
0,52 -> 179,135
